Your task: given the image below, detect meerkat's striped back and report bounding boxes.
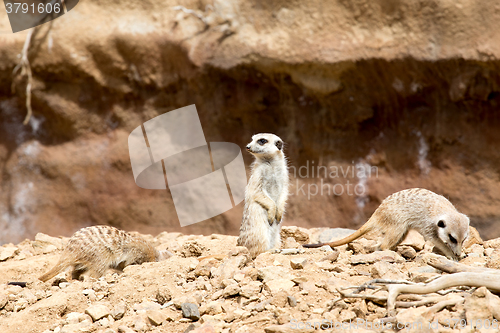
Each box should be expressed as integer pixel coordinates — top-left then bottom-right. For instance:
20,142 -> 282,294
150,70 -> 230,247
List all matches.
39,225 -> 171,282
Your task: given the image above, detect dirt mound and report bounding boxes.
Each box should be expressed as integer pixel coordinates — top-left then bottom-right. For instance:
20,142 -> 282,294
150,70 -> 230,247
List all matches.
1,226 -> 499,333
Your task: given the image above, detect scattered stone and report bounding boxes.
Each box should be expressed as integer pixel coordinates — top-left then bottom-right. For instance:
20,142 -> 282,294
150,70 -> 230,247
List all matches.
433,309 -> 461,327
397,245 -> 417,259
200,301 -> 223,316
396,306 -> 431,333
19,289 -> 37,305
82,289 -> 95,296
0,247 -> 19,261
484,238 -> 500,249
280,248 -> 305,255
133,301 -> 161,313
222,284 -> 240,298
210,290 -> 224,301
111,303 -> 126,320
347,238 -> 377,254
371,261 -> 407,280
250,299 -> 271,312
287,296 -> 297,307
258,266 -> 293,282
338,309 -> 356,322
350,250 -> 404,265
60,320 -> 92,333
319,245 -> 334,252
320,250 -> 340,262
240,281 -> 262,298
133,316 -> 148,331
58,282 -> 70,289
466,243 -> 485,256
228,246 -> 250,257
269,290 -> 289,307
465,287 -> 497,325
220,279 -> 237,288
117,326 -> 135,333
34,233 -> 65,249
85,304 -> 111,322
233,272 -> 245,282
283,237 -> 300,249
400,230 -> 426,251
317,228 -> 355,244
100,329 -> 115,333
486,249 -> 500,270
411,272 -> 440,283
190,323 -> 216,333
265,279 -> 295,294
182,303 -> 201,321
211,255 -> 250,280
156,286 -> 172,304
290,258 -> 307,270
181,241 -> 206,257
464,226 -> 484,248
280,226 -> 310,243
147,310 -> 167,326
0,292 -> 9,309
194,259 -> 218,277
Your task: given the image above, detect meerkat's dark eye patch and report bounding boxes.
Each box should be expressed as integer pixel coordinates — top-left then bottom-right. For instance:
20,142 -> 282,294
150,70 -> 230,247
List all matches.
437,220 -> 446,228
449,234 -> 457,244
257,138 -> 268,145
275,140 -> 283,150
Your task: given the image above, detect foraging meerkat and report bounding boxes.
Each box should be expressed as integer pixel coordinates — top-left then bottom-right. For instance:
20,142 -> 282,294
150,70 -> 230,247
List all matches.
39,225 -> 173,282
303,188 -> 470,260
236,133 -> 289,257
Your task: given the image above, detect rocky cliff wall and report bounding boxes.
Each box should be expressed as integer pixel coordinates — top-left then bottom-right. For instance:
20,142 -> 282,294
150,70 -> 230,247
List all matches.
1,0 -> 500,243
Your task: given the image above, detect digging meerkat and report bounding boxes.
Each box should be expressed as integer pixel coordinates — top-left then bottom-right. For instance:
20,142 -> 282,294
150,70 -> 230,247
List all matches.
236,133 -> 289,258
39,225 -> 173,282
303,188 -> 470,260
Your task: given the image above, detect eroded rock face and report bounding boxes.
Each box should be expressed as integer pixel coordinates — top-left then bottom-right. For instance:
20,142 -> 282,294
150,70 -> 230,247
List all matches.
1,0 -> 500,243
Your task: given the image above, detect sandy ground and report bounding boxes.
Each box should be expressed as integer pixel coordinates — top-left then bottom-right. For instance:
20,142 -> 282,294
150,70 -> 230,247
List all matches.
0,226 -> 499,333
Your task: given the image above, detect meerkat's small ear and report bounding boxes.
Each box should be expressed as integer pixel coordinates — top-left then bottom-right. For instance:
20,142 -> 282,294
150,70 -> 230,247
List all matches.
275,140 -> 283,150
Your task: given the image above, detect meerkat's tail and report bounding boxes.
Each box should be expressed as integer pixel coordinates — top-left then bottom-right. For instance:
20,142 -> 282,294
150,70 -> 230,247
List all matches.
39,261 -> 69,282
197,254 -> 227,261
303,223 -> 372,249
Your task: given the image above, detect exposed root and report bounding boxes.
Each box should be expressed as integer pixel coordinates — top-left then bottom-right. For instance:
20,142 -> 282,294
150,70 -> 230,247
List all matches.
386,272 -> 500,311
424,253 -> 500,274
172,5 -> 210,27
12,0 -> 62,125
337,288 -> 388,304
12,29 -> 34,125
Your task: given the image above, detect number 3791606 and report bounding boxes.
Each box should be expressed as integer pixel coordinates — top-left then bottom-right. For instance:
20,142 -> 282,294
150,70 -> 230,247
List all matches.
442,319 -> 498,329
6,2 -> 61,14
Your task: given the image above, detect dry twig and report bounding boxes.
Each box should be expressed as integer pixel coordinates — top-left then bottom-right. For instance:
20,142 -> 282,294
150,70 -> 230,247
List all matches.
12,0 -> 61,125
424,253 -> 500,274
386,272 -> 500,311
12,29 -> 34,125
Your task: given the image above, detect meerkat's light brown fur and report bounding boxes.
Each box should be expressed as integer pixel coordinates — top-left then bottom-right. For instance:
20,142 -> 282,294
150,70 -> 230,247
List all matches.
39,225 -> 172,282
237,133 -> 289,257
303,188 -> 470,260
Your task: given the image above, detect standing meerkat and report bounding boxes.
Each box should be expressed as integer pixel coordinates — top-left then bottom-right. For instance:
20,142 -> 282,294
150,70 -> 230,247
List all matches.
39,225 -> 173,282
237,133 -> 289,257
303,188 -> 470,260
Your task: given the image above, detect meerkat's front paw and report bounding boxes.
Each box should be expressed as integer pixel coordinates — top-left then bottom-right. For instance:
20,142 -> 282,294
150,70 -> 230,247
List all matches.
276,208 -> 284,223
267,207 -> 277,225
